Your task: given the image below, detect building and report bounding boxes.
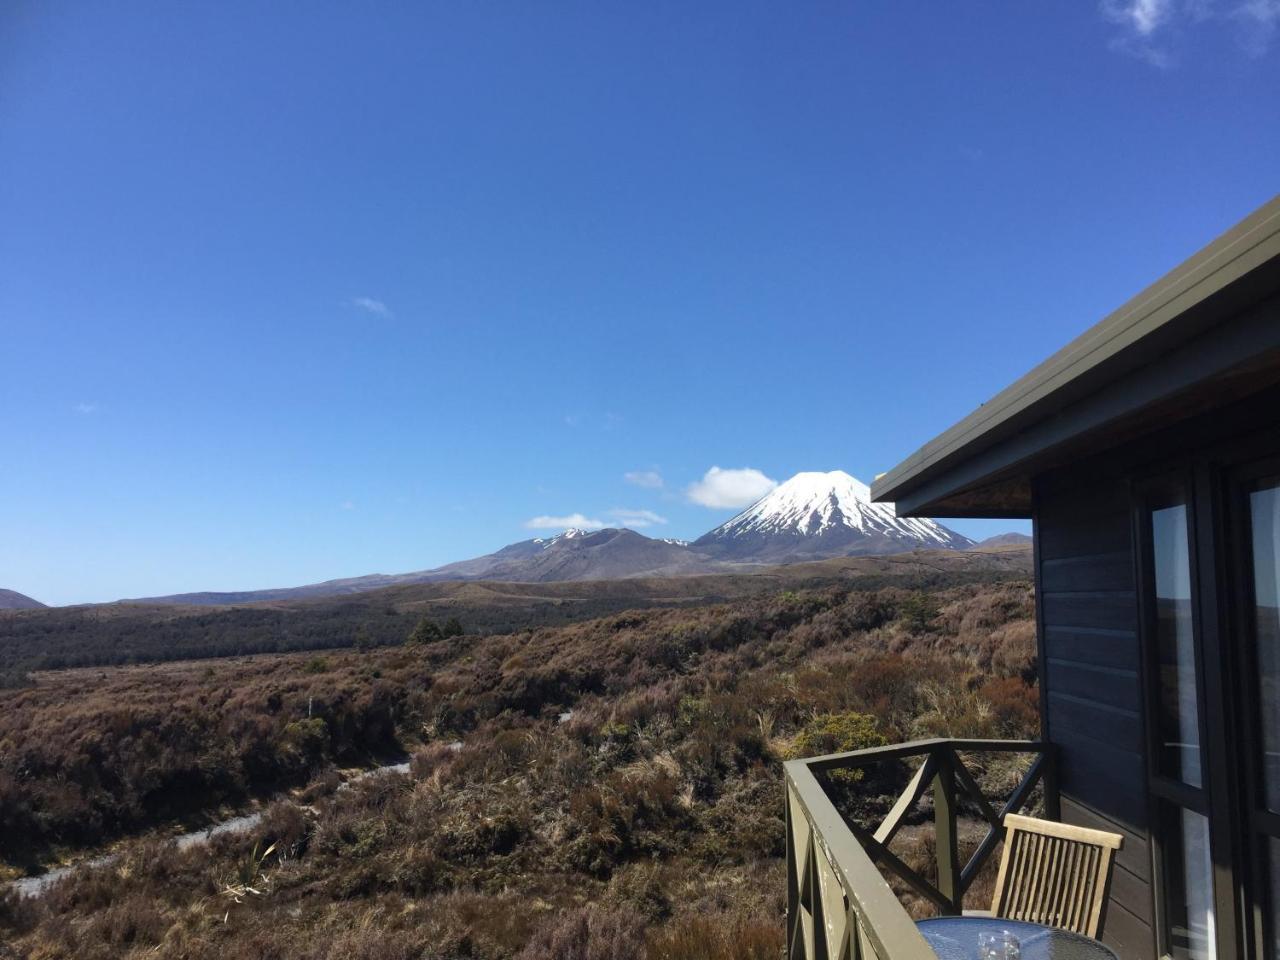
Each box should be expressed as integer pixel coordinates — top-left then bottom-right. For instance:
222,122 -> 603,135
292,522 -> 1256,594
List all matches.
785,194 -> 1280,960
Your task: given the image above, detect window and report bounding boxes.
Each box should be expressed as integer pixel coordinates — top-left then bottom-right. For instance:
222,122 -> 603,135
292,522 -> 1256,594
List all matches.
1268,839 -> 1280,960
1247,481 -> 1280,815
1237,471 -> 1280,960
1160,804 -> 1217,960
1138,478 -> 1217,960
1133,441 -> 1280,960
1152,501 -> 1202,787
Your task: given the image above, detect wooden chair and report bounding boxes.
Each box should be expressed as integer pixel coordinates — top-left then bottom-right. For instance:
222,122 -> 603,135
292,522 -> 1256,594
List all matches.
987,813 -> 1124,938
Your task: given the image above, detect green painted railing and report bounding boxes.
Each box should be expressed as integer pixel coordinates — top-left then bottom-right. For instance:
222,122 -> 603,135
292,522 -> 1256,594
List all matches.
785,738 -> 1053,960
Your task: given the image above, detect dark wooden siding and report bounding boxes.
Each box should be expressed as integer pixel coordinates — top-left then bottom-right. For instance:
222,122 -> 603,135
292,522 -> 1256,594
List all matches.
1035,469 -> 1154,959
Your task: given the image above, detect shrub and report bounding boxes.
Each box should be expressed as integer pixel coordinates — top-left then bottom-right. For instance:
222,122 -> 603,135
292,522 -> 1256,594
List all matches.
980,676 -> 1039,736
516,905 -> 647,960
647,912 -> 785,960
0,669 -> 33,690
393,843 -> 450,894
255,801 -> 309,855
790,712 -> 887,783
407,616 -> 444,645
281,717 -> 329,764
435,805 -> 529,861
897,592 -> 939,632
605,863 -> 673,921
299,769 -> 342,802
0,566 -> 1040,958
85,893 -> 167,948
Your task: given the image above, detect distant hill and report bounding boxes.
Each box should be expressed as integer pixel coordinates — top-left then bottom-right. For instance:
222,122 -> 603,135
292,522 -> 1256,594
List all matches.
0,547 -> 1032,671
971,533 -> 1033,550
124,528 -> 727,606
415,527 -> 717,582
122,471 -> 978,606
0,589 -> 45,610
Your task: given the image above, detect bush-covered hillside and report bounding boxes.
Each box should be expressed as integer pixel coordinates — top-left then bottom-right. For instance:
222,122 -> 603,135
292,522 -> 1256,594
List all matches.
0,549 -> 1030,675
1,576 -> 1038,960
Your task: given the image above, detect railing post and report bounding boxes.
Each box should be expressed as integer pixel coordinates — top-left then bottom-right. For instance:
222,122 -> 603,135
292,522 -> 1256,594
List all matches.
1042,742 -> 1061,822
786,783 -> 799,957
932,751 -> 961,914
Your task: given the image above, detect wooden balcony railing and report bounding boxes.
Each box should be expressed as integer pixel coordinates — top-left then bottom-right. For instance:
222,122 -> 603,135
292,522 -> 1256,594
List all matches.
785,738 -> 1053,960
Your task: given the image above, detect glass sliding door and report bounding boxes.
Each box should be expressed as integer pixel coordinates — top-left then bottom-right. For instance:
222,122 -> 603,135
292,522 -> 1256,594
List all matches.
1161,804 -> 1218,960
1139,478 -> 1218,960
1247,481 -> 1280,816
1137,442 -> 1280,960
1235,470 -> 1280,960
1269,838 -> 1280,960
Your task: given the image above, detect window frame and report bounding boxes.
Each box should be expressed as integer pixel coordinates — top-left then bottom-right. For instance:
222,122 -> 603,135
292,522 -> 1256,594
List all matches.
1130,430 -> 1280,960
1222,453 -> 1280,960
1134,470 -> 1221,960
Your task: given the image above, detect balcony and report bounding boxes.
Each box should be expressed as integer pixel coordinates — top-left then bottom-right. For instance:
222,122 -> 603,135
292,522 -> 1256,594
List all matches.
784,738 -> 1052,960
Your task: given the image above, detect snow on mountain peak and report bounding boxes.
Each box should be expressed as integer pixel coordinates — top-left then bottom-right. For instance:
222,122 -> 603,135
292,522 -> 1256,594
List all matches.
699,469 -> 971,550
532,528 -> 589,548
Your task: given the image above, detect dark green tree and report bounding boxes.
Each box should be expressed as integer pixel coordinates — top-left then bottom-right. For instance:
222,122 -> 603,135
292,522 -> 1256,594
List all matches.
354,625 -> 373,652
442,617 -> 464,638
406,616 -> 443,646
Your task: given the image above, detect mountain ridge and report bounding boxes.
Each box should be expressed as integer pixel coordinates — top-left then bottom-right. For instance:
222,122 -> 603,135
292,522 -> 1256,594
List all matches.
971,532 -> 1033,550
0,589 -> 45,610
107,470 -> 1017,607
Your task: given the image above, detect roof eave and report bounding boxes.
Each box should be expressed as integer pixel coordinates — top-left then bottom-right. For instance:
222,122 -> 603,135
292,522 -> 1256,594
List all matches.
871,195 -> 1280,516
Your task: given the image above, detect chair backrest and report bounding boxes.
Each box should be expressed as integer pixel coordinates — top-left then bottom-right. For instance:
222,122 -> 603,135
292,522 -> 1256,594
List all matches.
989,813 -> 1124,938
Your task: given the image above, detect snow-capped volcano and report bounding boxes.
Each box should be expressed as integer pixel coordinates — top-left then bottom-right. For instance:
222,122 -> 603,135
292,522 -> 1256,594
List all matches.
127,472 -> 991,605
694,470 -> 973,561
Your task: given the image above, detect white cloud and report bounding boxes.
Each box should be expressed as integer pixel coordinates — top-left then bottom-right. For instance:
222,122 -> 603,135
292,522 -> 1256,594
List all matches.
1100,0 -> 1280,62
1102,0 -> 1176,65
686,466 -> 778,510
1238,0 -> 1280,19
609,508 -> 668,528
1236,0 -> 1280,54
1103,0 -> 1171,34
350,296 -> 391,317
563,412 -> 623,429
522,507 -> 668,532
524,513 -> 606,531
73,402 -> 98,415
624,470 -> 664,489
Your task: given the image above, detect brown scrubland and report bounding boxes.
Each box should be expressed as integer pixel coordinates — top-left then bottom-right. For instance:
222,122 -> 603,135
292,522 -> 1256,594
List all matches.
0,572 -> 1038,960
0,549 -> 1031,676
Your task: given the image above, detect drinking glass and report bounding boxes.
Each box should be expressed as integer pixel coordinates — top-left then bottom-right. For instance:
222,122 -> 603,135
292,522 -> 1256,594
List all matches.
979,930 -> 1022,960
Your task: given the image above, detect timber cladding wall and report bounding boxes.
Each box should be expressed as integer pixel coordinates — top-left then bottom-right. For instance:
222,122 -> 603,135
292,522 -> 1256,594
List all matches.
1035,467 -> 1155,960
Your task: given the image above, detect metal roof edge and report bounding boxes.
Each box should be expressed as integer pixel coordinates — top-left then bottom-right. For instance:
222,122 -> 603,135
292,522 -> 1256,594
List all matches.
871,194 -> 1280,505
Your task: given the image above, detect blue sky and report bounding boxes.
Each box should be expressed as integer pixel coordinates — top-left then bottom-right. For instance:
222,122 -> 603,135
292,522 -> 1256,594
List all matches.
2,2 -> 1278,605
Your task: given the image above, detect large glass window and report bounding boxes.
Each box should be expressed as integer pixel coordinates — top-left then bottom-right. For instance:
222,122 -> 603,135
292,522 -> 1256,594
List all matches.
1244,474 -> 1280,960
1249,482 -> 1280,813
1268,839 -> 1280,960
1161,804 -> 1218,960
1152,500 -> 1202,787
1139,456 -> 1280,960
1141,481 -> 1219,960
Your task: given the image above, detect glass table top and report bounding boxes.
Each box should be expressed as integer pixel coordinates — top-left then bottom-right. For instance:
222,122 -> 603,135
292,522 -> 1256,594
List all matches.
917,917 -> 1120,960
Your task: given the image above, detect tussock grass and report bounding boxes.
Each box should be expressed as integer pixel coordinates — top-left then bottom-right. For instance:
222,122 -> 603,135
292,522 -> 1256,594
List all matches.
2,577 -> 1037,958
